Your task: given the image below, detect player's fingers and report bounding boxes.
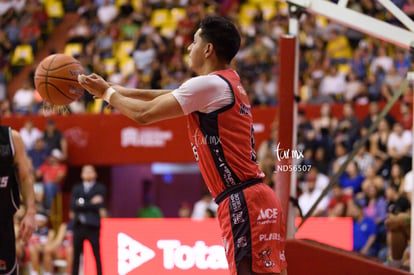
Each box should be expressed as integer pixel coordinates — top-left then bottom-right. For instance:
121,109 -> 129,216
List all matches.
78,74 -> 89,84
22,223 -> 34,242
89,73 -> 102,80
19,223 -> 27,239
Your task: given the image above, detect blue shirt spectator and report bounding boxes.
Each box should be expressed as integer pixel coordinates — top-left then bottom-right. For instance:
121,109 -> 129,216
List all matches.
339,161 -> 365,194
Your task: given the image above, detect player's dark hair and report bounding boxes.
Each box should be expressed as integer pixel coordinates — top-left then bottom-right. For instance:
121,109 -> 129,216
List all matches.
199,16 -> 241,64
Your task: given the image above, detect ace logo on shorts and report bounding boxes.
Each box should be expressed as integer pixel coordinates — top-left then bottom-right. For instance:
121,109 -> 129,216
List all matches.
257,208 -> 278,225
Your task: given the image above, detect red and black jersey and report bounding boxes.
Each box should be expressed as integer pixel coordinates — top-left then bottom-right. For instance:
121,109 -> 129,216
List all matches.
0,126 -> 20,220
187,69 -> 265,198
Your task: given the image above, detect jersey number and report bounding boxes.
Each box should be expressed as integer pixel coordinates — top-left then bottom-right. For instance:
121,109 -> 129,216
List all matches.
0,176 -> 8,188
192,144 -> 199,162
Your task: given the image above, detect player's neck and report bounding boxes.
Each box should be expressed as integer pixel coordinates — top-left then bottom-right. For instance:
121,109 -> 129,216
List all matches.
199,60 -> 228,75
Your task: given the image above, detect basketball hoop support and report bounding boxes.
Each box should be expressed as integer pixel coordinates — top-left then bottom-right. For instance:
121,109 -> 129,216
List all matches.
285,0 -> 414,271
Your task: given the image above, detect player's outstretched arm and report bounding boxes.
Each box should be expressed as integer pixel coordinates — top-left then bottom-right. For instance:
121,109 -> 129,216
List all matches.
90,74 -> 173,101
79,73 -> 184,124
12,130 -> 36,242
110,85 -> 172,101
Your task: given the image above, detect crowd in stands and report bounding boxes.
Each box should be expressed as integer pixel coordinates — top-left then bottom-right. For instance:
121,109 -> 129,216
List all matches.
264,99 -> 413,268
2,0 -> 414,273
1,0 -> 411,115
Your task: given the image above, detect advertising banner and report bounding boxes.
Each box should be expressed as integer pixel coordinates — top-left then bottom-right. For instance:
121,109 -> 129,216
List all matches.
83,218 -> 352,275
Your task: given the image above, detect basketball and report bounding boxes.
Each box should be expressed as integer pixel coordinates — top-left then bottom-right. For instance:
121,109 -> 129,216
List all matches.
34,54 -> 85,106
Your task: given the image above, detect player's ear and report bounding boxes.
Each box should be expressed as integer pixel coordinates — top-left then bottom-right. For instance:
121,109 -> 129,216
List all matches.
205,43 -> 212,54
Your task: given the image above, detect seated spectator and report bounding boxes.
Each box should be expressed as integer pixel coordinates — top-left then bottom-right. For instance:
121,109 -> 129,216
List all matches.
348,199 -> 378,256
339,161 -> 365,195
313,146 -> 331,176
312,103 -> 338,137
306,79 -> 335,104
395,45 -> 410,74
369,118 -> 391,166
177,202 -> 192,218
403,0 -> 414,20
12,79 -> 35,114
43,119 -> 68,160
384,209 -> 411,268
0,99 -> 12,117
97,0 -> 118,25
361,165 -> 386,193
136,195 -> 163,218
335,102 -> 360,145
191,192 -> 218,220
402,170 -> 413,202
362,184 -> 387,226
27,212 -> 54,275
67,16 -> 91,46
325,28 -> 353,64
399,101 -> 413,131
332,140 -> 349,174
5,17 -> 21,48
133,35 -> 157,72
204,208 -> 216,218
362,101 -> 395,137
349,47 -> 367,80
28,138 -> 50,171
387,121 -> 412,174
354,143 -> 375,176
344,70 -> 364,102
298,172 -> 329,217
36,149 -> 68,210
318,65 -> 346,102
19,16 -> 41,53
252,72 -> 277,106
43,219 -> 74,275
19,119 -> 42,152
370,45 -> 393,75
384,65 -> 403,96
94,25 -> 113,59
327,183 -> 352,217
384,182 -> 411,264
307,166 -> 329,192
386,183 -> 411,218
387,162 -> 406,195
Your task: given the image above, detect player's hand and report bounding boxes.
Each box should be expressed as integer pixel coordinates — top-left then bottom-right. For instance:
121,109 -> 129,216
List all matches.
19,212 -> 36,242
78,73 -> 110,98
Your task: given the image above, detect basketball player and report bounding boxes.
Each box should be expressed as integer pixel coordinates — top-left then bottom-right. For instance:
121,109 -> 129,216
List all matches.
0,124 -> 36,275
79,16 -> 287,275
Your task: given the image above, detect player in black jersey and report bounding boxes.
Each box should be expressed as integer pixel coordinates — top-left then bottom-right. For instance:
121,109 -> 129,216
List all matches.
0,125 -> 36,275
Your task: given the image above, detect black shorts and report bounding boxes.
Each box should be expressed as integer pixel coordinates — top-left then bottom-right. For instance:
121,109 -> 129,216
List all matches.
0,219 -> 18,275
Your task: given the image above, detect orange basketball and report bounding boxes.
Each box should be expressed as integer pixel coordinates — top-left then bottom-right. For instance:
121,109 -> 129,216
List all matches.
34,54 -> 85,106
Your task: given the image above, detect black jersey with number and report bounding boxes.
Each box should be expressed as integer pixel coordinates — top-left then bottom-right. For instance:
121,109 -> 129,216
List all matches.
0,126 -> 20,220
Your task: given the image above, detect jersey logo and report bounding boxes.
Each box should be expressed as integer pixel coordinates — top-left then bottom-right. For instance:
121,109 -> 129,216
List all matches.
0,176 -> 8,188
0,259 -> 6,270
0,145 -> 10,157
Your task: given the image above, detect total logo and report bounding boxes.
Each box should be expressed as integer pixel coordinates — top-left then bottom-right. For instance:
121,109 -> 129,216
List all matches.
117,232 -> 228,275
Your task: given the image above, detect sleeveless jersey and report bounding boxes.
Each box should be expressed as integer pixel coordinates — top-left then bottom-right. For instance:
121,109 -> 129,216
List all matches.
0,126 -> 20,220
187,69 -> 265,198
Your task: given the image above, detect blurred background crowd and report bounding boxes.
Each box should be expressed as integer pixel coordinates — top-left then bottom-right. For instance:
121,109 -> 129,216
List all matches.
1,0 -> 414,274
